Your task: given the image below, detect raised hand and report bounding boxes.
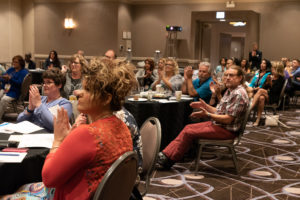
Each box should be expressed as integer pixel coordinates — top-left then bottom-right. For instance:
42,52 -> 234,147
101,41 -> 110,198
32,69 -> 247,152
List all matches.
190,107 -> 208,119
190,99 -> 207,110
29,85 -> 41,109
53,107 -> 71,144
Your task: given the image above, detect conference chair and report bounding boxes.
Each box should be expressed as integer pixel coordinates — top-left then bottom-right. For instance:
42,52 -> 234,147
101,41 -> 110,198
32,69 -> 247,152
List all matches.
194,99 -> 252,175
92,151 -> 138,200
264,79 -> 288,114
3,73 -> 32,120
139,117 -> 161,196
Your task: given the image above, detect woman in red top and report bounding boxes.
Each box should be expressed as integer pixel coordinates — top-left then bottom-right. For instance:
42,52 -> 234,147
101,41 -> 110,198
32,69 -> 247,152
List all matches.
2,58 -> 136,200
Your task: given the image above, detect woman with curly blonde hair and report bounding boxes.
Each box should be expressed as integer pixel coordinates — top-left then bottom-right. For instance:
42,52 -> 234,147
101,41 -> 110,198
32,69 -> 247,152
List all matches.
151,58 -> 183,92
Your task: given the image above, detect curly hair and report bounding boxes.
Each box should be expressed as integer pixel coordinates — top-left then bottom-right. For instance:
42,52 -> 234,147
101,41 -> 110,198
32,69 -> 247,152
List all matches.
69,54 -> 88,69
82,57 -> 136,111
144,58 -> 155,71
42,68 -> 66,87
165,58 -> 179,74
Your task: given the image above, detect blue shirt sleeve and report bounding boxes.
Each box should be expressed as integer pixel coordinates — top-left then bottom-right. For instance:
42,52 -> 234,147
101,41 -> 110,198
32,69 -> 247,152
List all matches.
192,77 -> 212,103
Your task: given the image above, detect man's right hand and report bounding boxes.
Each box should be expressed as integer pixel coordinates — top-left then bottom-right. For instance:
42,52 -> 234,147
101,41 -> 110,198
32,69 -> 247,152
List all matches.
190,99 -> 207,110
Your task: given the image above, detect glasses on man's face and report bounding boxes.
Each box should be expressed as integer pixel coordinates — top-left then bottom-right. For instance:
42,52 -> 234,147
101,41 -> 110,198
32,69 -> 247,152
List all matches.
224,73 -> 238,78
43,81 -> 55,86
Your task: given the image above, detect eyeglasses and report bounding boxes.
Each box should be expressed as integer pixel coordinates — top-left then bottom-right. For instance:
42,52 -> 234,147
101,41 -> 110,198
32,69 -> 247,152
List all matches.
43,81 -> 55,86
71,61 -> 80,65
224,73 -> 238,78
165,63 -> 174,66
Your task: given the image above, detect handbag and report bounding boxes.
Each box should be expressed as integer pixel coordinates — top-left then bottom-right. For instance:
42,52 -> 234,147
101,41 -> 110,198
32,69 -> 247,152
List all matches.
265,114 -> 291,128
265,115 -> 279,126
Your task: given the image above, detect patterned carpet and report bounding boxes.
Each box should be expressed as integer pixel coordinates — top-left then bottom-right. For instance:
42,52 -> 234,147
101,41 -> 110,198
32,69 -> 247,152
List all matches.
140,107 -> 300,200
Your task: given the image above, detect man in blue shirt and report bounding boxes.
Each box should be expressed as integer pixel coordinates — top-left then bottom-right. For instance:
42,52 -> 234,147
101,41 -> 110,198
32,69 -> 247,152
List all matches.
291,59 -> 300,92
0,55 -> 28,121
181,62 -> 212,103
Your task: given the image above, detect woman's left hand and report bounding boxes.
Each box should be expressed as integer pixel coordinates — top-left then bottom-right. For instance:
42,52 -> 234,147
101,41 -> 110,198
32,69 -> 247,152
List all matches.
53,107 -> 71,145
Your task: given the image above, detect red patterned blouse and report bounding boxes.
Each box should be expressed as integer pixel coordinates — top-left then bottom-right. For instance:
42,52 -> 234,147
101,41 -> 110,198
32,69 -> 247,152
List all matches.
42,115 -> 133,200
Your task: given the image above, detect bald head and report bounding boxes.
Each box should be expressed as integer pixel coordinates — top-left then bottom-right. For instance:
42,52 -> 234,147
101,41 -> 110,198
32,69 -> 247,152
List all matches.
104,49 -> 116,60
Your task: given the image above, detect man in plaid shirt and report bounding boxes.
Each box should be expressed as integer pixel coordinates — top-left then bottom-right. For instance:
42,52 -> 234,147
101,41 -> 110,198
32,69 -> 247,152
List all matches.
158,65 -> 249,169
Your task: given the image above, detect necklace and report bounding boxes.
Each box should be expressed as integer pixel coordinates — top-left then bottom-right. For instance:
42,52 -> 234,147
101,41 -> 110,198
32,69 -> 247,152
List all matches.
92,112 -> 113,122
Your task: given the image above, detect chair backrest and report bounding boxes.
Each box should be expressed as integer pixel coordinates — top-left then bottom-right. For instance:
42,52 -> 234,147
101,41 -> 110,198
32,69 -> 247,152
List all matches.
18,73 -> 32,102
140,117 -> 161,178
93,151 -> 138,200
277,79 -> 288,106
235,99 -> 253,145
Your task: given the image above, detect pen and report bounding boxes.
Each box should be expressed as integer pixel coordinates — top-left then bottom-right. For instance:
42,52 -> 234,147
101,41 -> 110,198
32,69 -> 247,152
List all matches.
0,153 -> 20,156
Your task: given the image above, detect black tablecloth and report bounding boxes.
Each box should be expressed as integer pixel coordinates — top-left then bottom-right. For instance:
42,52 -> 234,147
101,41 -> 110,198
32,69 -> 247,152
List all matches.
0,131 -> 49,195
124,98 -> 193,150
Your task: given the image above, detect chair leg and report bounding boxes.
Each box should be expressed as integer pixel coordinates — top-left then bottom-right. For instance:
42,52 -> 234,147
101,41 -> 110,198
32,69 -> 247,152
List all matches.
194,144 -> 203,174
229,146 -> 239,175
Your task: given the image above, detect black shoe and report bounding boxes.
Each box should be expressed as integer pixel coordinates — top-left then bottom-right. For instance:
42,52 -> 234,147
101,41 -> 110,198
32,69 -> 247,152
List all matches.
157,152 -> 175,170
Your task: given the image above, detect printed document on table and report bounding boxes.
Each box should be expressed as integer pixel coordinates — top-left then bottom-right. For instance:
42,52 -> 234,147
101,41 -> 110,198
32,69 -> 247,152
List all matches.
0,122 -> 14,134
4,121 -> 43,134
9,134 -> 54,148
0,152 -> 27,163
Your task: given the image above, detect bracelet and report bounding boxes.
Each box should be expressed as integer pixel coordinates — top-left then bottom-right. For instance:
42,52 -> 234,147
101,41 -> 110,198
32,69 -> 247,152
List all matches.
207,113 -> 211,118
26,107 -> 34,113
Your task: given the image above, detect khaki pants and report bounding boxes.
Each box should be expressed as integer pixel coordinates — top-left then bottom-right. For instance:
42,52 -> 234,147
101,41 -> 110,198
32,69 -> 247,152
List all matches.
0,89 -> 15,121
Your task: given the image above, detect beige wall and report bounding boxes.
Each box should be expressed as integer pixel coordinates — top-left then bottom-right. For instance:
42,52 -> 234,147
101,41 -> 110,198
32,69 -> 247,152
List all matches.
34,1 -> 119,56
0,0 -> 299,64
131,1 -> 300,61
0,0 -> 23,63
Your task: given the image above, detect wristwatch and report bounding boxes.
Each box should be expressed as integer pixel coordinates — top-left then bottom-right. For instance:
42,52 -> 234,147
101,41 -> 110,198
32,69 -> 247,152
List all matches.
207,113 -> 211,118
27,107 -> 34,114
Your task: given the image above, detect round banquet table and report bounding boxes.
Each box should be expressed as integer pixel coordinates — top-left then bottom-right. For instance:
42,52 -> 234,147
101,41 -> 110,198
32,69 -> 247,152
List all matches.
124,97 -> 193,150
0,132 -> 49,195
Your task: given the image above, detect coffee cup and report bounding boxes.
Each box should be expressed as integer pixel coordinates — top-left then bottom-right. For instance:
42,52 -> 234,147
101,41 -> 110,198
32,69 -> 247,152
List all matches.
175,91 -> 182,101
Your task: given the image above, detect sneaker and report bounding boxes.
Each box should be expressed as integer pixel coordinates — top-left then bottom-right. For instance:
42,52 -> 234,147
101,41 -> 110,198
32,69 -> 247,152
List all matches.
157,152 -> 175,170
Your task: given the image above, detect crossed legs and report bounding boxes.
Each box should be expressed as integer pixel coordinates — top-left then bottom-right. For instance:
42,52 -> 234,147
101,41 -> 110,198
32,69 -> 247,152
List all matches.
250,89 -> 268,126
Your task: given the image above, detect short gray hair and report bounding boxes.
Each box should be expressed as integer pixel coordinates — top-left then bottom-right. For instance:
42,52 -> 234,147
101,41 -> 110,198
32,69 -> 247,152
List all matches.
199,62 -> 212,74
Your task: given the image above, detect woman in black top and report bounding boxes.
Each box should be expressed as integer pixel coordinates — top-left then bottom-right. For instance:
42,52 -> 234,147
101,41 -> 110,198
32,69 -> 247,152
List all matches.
251,62 -> 285,126
43,50 -> 61,70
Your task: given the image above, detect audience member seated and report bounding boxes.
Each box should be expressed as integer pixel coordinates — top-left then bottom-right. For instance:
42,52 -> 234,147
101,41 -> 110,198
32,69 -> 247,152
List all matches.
250,62 -> 285,126
104,49 -> 117,60
214,57 -> 227,82
0,64 -> 5,75
158,58 -> 166,71
157,65 -> 249,169
3,57 -> 136,200
151,58 -> 183,93
62,54 -> 88,99
240,58 -> 251,74
136,58 -> 157,91
248,58 -> 271,98
17,68 -> 72,132
290,59 -> 300,93
0,55 -> 28,122
43,50 -> 61,70
25,53 -> 36,69
181,62 -> 212,103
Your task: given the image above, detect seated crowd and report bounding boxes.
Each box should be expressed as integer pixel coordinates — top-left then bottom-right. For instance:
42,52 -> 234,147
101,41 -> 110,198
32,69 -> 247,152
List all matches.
0,48 -> 299,200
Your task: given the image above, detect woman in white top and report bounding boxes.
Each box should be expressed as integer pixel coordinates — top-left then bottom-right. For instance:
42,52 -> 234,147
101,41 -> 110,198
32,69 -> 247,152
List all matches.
151,58 -> 183,92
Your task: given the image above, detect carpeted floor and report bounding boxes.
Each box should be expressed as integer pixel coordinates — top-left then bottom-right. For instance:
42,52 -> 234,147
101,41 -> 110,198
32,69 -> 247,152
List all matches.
140,107 -> 300,200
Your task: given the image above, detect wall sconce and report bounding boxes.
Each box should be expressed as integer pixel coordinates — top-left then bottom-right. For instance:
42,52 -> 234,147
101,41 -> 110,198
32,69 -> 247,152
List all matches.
64,18 -> 76,29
